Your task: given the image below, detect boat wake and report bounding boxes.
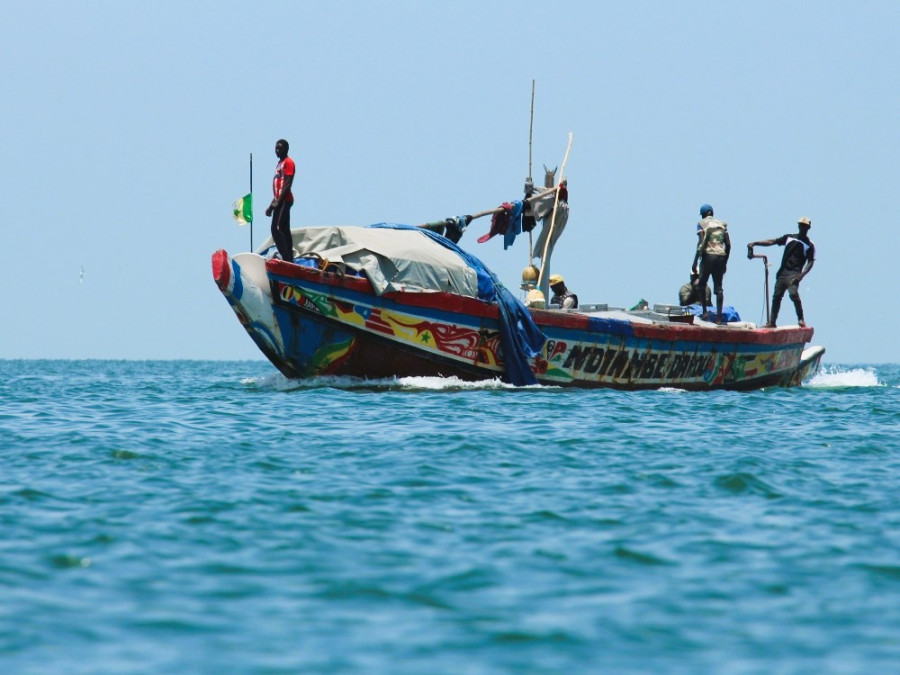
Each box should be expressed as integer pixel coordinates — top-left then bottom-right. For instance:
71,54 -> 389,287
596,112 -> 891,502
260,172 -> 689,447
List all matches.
241,368 -> 876,392
806,365 -> 882,389
242,372 -> 541,392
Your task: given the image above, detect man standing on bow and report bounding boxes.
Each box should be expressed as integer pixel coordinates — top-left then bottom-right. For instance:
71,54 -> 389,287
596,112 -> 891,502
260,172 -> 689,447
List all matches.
748,217 -> 816,328
265,139 -> 295,261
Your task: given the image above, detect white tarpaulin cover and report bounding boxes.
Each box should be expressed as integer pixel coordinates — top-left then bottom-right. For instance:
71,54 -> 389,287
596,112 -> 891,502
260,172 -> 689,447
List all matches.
255,223 -> 545,385
258,225 -> 481,297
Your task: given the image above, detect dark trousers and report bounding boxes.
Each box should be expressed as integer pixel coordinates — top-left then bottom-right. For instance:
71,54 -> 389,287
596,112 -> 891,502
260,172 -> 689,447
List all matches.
698,254 -> 726,317
271,201 -> 293,260
771,271 -> 804,323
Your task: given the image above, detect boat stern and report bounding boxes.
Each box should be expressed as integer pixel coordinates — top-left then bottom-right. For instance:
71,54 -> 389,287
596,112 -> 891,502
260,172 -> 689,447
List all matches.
790,345 -> 826,386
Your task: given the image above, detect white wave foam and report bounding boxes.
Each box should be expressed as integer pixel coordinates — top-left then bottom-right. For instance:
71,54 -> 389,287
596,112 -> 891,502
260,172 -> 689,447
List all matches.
806,365 -> 882,388
242,367 -> 885,392
241,372 -> 531,391
241,372 -> 297,390
394,376 -> 542,390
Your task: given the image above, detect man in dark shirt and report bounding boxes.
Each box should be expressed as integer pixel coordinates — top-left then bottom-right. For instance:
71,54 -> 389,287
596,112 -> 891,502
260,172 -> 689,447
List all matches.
748,217 -> 816,328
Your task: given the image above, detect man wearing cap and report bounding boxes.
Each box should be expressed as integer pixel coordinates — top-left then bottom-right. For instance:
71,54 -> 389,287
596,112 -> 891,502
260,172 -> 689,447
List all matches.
747,217 -> 816,328
695,203 -> 720,243
692,204 -> 731,324
549,274 -> 578,309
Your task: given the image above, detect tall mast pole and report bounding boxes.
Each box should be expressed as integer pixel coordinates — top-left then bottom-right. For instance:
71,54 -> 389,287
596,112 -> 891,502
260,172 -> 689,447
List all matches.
527,79 -> 535,259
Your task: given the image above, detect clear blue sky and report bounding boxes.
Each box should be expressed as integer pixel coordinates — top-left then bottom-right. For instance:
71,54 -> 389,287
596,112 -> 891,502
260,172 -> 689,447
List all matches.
3,1 -> 897,364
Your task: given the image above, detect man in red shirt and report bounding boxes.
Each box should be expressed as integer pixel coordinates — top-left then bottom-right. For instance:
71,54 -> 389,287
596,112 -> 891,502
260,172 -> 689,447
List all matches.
265,139 -> 295,260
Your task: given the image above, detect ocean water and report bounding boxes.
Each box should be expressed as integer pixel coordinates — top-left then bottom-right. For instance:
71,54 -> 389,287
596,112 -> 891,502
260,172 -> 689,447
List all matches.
2,360 -> 899,674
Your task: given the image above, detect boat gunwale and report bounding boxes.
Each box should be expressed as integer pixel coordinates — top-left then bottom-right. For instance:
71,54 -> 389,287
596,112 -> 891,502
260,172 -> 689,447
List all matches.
267,257 -> 815,348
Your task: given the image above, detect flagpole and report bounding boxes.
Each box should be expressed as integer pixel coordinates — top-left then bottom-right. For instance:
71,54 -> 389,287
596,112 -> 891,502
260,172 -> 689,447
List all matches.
249,153 -> 254,251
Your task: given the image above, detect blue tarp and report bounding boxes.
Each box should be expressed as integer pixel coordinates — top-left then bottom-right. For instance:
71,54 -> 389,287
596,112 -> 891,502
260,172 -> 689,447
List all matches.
369,223 -> 546,386
683,304 -> 742,323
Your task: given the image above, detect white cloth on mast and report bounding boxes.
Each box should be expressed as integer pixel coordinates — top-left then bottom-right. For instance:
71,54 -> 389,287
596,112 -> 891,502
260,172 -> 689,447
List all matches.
531,187 -> 569,263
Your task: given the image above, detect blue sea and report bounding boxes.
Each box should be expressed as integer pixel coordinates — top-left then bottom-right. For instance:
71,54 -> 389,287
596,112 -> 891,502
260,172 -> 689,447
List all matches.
2,360 -> 899,674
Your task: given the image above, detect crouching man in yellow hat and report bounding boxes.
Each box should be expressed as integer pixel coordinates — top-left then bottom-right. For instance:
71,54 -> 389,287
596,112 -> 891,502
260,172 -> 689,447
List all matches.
549,275 -> 578,310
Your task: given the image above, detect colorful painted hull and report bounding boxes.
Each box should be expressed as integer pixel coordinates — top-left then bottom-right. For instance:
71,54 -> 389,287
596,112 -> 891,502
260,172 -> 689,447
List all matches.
212,249 -> 824,390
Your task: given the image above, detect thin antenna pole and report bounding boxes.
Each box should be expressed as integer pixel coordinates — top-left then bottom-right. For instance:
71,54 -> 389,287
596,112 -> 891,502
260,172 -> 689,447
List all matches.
249,153 -> 254,251
528,80 -> 535,259
528,80 -> 535,180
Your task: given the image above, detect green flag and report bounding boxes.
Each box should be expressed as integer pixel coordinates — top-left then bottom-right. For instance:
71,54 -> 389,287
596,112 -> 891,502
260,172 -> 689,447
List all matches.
232,193 -> 253,226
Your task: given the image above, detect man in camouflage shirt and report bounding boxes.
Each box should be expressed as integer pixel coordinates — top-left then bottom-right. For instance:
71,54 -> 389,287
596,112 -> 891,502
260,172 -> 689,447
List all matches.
692,204 -> 731,324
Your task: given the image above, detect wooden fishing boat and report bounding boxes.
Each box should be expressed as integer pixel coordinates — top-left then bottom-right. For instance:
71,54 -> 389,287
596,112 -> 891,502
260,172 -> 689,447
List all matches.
212,223 -> 824,389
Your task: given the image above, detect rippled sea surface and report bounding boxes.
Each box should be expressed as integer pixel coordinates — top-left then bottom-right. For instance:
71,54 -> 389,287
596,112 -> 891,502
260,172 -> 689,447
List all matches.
2,360 -> 899,673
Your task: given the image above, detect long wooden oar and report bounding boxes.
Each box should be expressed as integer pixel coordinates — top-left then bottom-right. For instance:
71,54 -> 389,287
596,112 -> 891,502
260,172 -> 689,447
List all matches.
536,133 -> 573,288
